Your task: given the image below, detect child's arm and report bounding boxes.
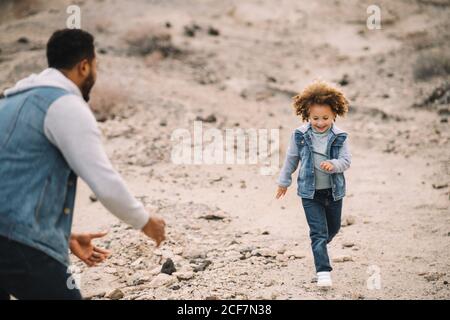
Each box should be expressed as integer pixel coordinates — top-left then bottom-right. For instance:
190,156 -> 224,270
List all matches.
277,132 -> 300,188
327,139 -> 351,173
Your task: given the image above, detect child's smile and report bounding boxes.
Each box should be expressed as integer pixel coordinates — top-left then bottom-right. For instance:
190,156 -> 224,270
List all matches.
309,104 -> 335,132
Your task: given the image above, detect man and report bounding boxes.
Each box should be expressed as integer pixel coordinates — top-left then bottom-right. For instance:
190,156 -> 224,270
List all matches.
0,29 -> 166,299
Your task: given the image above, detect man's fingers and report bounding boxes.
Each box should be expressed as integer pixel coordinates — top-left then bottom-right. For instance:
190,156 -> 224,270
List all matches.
93,246 -> 111,256
90,231 -> 108,239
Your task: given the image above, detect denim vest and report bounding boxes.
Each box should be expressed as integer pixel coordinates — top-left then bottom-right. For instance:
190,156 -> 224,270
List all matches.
294,126 -> 347,201
0,87 -> 77,266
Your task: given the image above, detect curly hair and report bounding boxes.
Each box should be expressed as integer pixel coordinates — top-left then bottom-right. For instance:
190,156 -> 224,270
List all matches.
292,81 -> 349,121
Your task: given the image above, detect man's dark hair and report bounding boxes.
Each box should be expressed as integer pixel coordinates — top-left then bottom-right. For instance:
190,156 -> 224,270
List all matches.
46,29 -> 95,69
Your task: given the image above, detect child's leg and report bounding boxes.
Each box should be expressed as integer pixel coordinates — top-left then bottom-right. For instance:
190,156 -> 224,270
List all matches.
301,194 -> 332,273
324,193 -> 343,243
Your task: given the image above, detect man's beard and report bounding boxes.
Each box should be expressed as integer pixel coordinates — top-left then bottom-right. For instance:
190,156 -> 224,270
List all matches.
81,71 -> 95,102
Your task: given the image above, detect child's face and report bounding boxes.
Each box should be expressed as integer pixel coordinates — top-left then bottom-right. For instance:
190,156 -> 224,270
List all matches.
309,104 -> 335,132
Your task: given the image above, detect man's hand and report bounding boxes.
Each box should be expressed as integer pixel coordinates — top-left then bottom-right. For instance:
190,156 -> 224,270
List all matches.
142,215 -> 166,247
69,232 -> 110,267
320,161 -> 334,172
276,186 -> 288,199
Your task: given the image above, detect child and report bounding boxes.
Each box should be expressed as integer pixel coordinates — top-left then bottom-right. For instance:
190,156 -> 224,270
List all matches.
276,81 -> 351,287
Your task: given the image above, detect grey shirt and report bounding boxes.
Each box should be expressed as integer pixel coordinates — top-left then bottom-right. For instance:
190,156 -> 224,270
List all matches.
310,127 -> 332,190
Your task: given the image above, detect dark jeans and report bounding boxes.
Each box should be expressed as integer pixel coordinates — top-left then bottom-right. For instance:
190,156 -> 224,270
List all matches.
301,188 -> 342,272
0,236 -> 82,300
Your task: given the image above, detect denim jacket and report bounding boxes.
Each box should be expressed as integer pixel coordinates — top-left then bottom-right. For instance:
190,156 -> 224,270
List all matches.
0,87 -> 76,266
278,123 -> 351,201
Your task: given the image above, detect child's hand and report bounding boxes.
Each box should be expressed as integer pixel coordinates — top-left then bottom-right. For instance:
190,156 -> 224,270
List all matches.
276,186 -> 288,199
320,161 -> 334,172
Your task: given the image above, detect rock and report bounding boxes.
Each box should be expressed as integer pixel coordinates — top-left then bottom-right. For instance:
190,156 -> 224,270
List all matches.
338,74 -> 349,86
150,266 -> 161,276
193,260 -> 212,272
17,37 -> 29,44
106,288 -> 124,300
423,272 -> 445,282
131,257 -> 144,267
104,267 -> 117,274
159,120 -> 167,126
208,26 -> 220,36
89,194 -> 98,202
149,273 -> 177,288
252,248 -> 277,258
432,183 -> 448,189
342,215 -> 356,227
205,295 -> 220,300
182,249 -> 207,259
161,258 -> 177,275
284,250 -> 305,259
332,255 -> 353,263
172,247 -> 184,255
195,114 -> 217,123
342,242 -> 355,248
276,254 -> 288,262
198,210 -> 229,221
173,271 -> 194,281
240,246 -> 256,254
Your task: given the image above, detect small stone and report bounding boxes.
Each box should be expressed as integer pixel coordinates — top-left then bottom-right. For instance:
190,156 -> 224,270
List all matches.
276,254 -> 288,262
284,250 -> 305,259
332,255 -> 353,263
149,273 -> 177,288
193,260 -> 212,272
252,248 -> 277,258
131,257 -> 144,267
172,247 -> 184,255
173,271 -> 194,281
432,183 -> 448,189
342,242 -> 355,248
159,120 -> 167,126
342,215 -> 356,227
182,249 -> 207,259
106,288 -> 124,300
89,194 -> 98,202
423,272 -> 445,282
161,258 -> 177,275
195,114 -> 217,123
208,26 -> 220,36
104,267 -> 117,274
150,266 -> 161,275
198,211 -> 229,221
17,37 -> 29,44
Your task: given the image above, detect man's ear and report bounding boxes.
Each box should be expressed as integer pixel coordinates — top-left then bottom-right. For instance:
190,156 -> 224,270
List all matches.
77,59 -> 90,78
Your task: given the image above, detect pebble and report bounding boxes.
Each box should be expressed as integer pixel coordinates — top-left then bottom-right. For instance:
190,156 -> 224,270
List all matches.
332,255 -> 353,263
106,288 -> 124,300
149,274 -> 177,288
161,258 -> 177,275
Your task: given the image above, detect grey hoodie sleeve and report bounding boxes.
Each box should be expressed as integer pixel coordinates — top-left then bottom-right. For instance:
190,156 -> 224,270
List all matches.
328,139 -> 352,173
277,132 -> 300,187
44,94 -> 150,229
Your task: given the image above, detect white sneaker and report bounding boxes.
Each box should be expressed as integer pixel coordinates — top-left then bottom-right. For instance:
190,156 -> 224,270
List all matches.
317,272 -> 332,287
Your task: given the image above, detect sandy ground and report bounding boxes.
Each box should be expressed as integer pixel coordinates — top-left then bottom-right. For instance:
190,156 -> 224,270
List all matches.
1,0 -> 449,299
